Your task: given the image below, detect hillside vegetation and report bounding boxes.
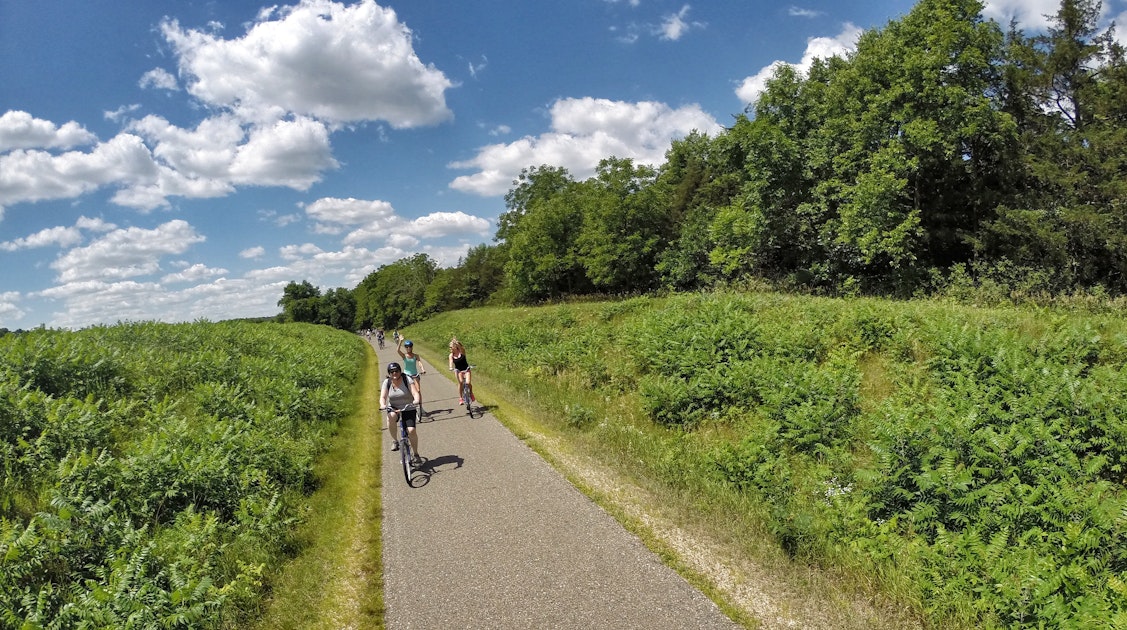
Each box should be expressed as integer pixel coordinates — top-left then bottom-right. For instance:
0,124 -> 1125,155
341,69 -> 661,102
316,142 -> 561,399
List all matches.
0,322 -> 366,628
405,292 -> 1127,628
268,0 -> 1127,336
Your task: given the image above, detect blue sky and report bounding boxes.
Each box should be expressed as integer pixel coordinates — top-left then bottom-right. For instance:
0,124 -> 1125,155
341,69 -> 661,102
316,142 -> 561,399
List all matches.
1,0 -> 1121,329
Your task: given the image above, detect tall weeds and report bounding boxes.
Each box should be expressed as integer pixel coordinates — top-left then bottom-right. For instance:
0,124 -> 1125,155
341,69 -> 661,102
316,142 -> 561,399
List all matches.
0,321 -> 365,628
406,292 -> 1127,628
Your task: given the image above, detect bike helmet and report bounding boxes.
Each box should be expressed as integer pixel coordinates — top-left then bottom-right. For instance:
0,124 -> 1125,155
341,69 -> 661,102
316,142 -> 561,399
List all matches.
386,362 -> 402,374
404,339 -> 413,347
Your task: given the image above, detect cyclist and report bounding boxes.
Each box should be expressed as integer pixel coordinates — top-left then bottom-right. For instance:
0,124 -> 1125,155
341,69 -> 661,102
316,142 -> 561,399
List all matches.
448,337 -> 473,405
397,338 -> 426,397
380,362 -> 422,465
376,328 -> 385,349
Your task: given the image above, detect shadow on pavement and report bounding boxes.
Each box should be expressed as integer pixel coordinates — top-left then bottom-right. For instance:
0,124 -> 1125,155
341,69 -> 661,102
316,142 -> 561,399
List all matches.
406,454 -> 463,487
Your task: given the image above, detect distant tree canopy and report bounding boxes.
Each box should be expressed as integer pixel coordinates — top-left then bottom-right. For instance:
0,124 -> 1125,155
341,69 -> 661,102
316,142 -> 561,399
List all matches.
284,0 -> 1127,331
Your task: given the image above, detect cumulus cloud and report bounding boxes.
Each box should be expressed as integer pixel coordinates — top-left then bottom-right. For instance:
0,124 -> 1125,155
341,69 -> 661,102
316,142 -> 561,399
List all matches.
160,0 -> 453,127
448,97 -> 722,196
736,22 -> 862,105
139,68 -> 180,91
0,134 -> 161,209
162,263 -> 228,283
302,196 -> 491,246
0,111 -> 96,152
0,216 -> 116,252
0,292 -> 24,321
33,277 -> 287,328
240,246 -> 266,259
51,219 -> 206,283
1,0 -> 450,218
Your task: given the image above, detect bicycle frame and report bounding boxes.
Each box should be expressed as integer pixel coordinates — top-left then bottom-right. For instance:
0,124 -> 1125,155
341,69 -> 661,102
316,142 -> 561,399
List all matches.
390,405 -> 416,484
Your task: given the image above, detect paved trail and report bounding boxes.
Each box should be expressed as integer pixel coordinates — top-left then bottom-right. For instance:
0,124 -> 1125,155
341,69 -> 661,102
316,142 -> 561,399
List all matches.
375,342 -> 740,629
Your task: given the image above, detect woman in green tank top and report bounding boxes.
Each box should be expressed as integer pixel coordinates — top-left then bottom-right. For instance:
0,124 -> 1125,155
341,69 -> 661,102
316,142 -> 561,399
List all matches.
397,338 -> 426,398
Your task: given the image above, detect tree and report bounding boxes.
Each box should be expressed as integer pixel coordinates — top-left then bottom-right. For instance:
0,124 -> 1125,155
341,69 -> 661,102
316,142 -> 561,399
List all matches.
576,157 -> 666,293
505,186 -> 589,302
278,280 -> 321,323
499,165 -> 574,243
657,123 -> 752,289
319,287 -> 356,330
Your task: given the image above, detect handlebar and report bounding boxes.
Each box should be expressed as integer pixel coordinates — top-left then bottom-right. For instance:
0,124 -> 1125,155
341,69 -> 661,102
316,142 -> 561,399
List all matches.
385,403 -> 416,413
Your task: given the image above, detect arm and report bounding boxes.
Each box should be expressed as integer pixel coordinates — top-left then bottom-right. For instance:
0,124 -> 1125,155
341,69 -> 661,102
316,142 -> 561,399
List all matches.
378,381 -> 388,410
396,338 -> 406,359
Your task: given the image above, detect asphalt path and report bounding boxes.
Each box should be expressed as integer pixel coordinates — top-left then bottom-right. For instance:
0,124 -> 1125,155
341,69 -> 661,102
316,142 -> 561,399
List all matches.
374,341 -> 741,629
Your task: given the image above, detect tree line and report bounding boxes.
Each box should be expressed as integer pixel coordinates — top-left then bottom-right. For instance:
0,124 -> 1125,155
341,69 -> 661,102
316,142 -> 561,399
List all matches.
279,0 -> 1127,330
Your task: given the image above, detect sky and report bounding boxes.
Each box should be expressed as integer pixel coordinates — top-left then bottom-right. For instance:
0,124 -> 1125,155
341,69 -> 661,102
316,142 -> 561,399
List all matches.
2,0 -> 1124,330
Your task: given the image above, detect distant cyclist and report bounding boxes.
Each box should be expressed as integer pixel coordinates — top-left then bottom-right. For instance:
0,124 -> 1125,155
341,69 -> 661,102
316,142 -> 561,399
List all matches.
448,337 -> 473,404
397,338 -> 426,397
376,328 -> 385,349
381,362 -> 422,464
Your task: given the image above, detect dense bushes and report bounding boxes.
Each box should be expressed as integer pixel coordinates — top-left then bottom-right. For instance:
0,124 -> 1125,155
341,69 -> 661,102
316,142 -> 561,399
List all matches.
406,293 -> 1127,628
0,321 -> 365,628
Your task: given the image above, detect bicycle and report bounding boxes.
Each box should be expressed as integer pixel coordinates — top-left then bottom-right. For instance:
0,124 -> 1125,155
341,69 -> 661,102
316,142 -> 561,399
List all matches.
452,366 -> 475,414
388,403 -> 420,484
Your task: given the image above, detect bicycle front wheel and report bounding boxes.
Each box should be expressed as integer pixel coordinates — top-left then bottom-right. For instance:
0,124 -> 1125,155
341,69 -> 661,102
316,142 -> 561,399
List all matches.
400,438 -> 413,484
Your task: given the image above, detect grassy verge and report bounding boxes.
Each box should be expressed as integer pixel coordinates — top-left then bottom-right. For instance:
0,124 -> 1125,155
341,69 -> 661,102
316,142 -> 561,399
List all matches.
252,342 -> 384,629
408,291 -> 1127,627
407,334 -> 913,629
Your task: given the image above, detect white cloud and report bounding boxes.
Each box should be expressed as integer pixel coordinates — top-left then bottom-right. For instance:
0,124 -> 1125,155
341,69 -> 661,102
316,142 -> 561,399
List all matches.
0,111 -> 96,152
240,246 -> 266,259
304,197 -> 395,225
139,68 -> 180,91
736,22 -> 862,105
489,125 -> 512,136
2,0 -> 455,219
162,263 -> 228,283
33,277 -> 287,328
227,117 -> 337,188
0,292 -> 24,321
301,195 -> 490,246
280,243 -> 325,260
104,105 -> 142,124
658,5 -> 704,41
160,0 -> 454,127
51,219 -> 206,283
788,6 -> 824,18
448,97 -> 722,196
0,134 -> 161,209
0,216 -> 116,252
981,0 -> 1062,31
468,55 -> 488,79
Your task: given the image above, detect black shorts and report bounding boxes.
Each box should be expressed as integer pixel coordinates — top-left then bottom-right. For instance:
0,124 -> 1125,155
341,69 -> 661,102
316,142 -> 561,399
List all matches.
389,408 -> 418,428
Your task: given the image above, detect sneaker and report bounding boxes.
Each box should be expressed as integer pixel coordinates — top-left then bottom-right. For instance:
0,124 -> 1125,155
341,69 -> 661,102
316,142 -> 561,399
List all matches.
390,442 -> 399,452
410,455 -> 422,467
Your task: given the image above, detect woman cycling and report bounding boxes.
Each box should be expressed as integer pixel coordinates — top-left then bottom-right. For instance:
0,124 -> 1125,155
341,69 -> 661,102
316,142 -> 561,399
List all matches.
448,337 -> 473,405
380,362 -> 422,465
397,338 -> 426,398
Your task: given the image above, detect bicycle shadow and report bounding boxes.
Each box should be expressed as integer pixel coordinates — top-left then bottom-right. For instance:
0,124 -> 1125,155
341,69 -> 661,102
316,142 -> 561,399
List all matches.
408,454 -> 464,487
467,403 -> 496,419
418,407 -> 460,422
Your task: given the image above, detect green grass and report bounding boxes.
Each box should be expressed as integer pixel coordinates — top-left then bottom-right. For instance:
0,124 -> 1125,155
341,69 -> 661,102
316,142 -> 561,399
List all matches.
403,291 -> 1127,629
252,343 -> 384,629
